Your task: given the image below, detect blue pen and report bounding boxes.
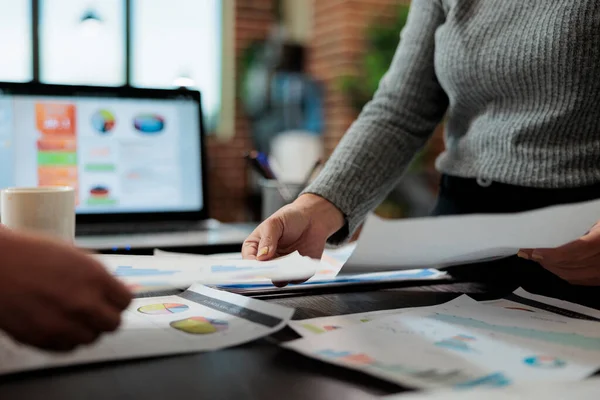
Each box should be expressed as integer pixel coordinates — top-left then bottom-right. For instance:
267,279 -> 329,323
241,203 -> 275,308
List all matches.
255,151 -> 277,179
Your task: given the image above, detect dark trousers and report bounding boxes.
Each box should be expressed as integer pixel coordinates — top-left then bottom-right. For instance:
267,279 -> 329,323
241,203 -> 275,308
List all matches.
431,175 -> 600,292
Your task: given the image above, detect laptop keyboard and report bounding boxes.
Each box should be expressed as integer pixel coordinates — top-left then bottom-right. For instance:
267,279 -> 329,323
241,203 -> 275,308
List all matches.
76,221 -> 210,236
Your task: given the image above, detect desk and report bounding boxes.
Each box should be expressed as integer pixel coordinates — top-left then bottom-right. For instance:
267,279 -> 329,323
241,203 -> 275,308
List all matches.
0,281 -> 598,399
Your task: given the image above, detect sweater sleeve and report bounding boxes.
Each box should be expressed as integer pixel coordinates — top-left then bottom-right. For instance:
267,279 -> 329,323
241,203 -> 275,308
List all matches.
302,0 -> 449,244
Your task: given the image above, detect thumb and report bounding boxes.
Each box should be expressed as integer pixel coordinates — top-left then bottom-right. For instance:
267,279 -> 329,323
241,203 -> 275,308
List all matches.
257,218 -> 284,261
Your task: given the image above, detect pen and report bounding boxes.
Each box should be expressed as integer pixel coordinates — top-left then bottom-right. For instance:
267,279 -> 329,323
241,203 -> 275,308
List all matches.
255,151 -> 277,179
244,151 -> 274,179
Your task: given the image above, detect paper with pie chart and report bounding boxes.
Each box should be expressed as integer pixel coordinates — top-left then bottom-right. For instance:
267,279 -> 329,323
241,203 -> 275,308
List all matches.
284,291 -> 600,390
0,284 -> 294,376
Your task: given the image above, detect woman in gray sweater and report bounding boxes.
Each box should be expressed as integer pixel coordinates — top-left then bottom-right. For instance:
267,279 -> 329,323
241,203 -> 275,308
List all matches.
243,0 -> 600,287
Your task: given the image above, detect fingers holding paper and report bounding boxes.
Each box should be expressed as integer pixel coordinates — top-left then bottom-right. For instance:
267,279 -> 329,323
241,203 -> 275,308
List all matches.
242,194 -> 344,262
242,194 -> 346,287
519,222 -> 600,286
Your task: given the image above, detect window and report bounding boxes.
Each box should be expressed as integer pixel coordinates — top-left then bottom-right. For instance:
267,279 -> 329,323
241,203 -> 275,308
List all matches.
131,0 -> 222,129
39,0 -> 126,86
0,0 -> 33,82
0,0 -> 223,132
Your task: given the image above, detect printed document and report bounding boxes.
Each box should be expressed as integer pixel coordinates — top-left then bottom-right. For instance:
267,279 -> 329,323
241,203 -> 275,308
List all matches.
283,294 -> 600,389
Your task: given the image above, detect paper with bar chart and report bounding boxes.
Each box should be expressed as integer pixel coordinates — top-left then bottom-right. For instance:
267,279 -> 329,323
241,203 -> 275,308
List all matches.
0,284 -> 294,376
153,244 -> 356,286
290,288 -> 600,337
283,294 -> 600,390
98,252 -> 321,293
153,244 -> 445,293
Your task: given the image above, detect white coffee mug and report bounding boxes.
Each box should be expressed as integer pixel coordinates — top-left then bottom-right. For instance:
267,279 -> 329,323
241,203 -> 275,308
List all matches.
0,186 -> 76,242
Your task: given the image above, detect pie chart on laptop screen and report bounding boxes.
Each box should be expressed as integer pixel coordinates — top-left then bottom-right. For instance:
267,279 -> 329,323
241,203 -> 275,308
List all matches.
91,109 -> 116,133
134,114 -> 165,134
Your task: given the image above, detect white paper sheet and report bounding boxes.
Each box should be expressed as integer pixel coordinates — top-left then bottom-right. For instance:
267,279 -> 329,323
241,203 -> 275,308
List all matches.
482,288 -> 600,321
283,295 -> 600,389
150,249 -> 343,289
344,199 -> 600,271
98,252 -> 321,293
154,242 -> 357,270
0,284 -> 294,376
384,377 -> 600,400
289,303 -> 438,336
152,246 -> 443,293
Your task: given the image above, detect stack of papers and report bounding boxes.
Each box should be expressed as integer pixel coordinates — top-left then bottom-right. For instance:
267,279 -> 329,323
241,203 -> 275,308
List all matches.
284,288 -> 600,390
152,245 -> 445,293
0,284 -> 294,376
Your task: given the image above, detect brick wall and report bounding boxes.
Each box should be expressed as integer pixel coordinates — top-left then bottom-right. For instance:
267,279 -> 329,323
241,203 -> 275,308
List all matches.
207,0 -> 445,222
308,0 -> 444,161
308,0 -> 404,155
206,0 -> 275,222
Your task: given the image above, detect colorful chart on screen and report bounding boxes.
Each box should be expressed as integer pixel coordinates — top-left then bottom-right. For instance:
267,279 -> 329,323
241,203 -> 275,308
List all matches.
170,317 -> 229,335
138,303 -> 190,315
89,185 -> 110,198
133,114 -> 165,134
91,109 -> 116,133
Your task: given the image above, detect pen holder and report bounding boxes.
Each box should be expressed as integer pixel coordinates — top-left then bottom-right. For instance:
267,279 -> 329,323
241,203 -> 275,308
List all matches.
260,180 -> 304,221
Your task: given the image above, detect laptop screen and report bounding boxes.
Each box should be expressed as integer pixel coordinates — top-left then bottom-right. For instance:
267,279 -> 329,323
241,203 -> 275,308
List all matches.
0,85 -> 204,216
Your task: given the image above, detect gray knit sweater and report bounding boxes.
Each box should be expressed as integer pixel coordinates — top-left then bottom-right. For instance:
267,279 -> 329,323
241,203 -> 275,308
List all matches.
303,0 -> 600,243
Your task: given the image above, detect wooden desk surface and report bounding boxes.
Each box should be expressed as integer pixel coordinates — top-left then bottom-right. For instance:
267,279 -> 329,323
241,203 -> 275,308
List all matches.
0,280 -> 598,400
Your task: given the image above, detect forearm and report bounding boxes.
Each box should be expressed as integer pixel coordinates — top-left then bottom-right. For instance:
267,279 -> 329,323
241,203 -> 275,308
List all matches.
303,0 -> 448,242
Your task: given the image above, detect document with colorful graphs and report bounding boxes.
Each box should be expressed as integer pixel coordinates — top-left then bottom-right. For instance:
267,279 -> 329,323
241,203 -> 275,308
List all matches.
0,284 -> 294,376
152,245 -> 445,293
98,252 -> 321,293
283,293 -> 600,390
289,288 -> 600,337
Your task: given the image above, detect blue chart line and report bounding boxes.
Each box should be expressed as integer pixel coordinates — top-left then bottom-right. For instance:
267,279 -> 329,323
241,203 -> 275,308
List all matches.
360,269 -> 438,280
211,265 -> 278,273
211,265 -> 255,273
115,266 -> 179,277
218,269 -> 438,288
430,313 -> 600,350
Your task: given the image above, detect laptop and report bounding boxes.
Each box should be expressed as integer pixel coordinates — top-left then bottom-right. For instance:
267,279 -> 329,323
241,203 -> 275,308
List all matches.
0,82 -> 252,251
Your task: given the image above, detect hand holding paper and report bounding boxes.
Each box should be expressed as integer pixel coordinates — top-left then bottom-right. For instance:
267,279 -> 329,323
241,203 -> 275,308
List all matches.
343,198 -> 600,272
519,220 -> 600,285
242,194 -> 345,275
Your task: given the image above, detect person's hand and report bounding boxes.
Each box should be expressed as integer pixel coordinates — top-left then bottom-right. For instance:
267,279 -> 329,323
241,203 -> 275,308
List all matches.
242,193 -> 345,264
518,222 -> 600,286
0,228 -> 132,351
